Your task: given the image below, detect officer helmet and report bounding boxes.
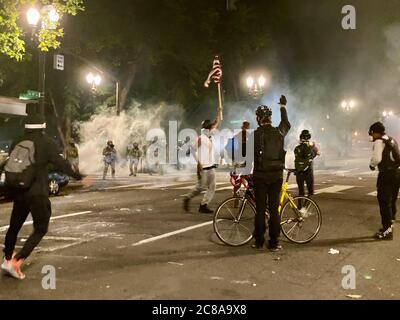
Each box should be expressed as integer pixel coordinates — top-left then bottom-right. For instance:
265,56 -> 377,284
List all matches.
300,130 -> 311,141
255,105 -> 272,118
368,122 -> 385,136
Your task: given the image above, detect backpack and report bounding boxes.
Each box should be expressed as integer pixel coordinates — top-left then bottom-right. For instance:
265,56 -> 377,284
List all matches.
294,142 -> 313,172
4,140 -> 36,189
254,127 -> 285,172
382,137 -> 400,168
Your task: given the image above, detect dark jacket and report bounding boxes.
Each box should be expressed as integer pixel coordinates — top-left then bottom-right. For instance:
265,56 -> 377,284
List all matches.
253,107 -> 291,181
11,130 -> 82,196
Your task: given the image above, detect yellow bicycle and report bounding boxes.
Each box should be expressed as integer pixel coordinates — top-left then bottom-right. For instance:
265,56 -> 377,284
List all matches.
213,169 -> 322,246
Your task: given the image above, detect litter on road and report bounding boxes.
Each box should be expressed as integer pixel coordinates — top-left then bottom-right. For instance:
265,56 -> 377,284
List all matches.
328,248 -> 340,255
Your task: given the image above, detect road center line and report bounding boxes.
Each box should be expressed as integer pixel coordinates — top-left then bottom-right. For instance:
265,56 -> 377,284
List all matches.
0,210 -> 93,233
131,220 -> 213,247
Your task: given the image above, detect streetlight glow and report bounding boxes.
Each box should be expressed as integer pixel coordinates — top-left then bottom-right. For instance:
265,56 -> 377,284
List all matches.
27,8 -> 40,26
94,75 -> 102,86
48,8 -> 60,23
349,100 -> 355,108
246,76 -> 254,88
258,75 -> 266,87
86,72 -> 94,85
341,100 -> 347,109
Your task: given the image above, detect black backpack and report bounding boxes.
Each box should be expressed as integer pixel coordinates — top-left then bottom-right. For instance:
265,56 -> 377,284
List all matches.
4,140 -> 36,189
294,142 -> 313,172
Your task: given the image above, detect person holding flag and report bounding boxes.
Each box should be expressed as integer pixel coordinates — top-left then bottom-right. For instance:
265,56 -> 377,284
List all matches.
183,56 -> 223,214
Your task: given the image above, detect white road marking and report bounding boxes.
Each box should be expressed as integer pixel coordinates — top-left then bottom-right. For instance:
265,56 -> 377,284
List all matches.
131,220 -> 213,247
368,191 -> 377,196
101,183 -> 154,190
314,185 -> 356,194
172,182 -> 227,190
0,210 -> 93,233
139,182 -> 191,190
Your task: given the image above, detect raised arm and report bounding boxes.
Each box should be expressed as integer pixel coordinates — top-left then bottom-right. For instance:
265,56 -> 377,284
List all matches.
48,138 -> 82,180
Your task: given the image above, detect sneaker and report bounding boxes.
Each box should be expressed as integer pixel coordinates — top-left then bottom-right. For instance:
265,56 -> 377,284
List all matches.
199,204 -> 213,214
183,198 -> 190,212
1,257 -> 10,272
129,173 -> 133,176
376,227 -> 393,240
268,244 -> 283,252
2,258 -> 25,280
251,243 -> 265,250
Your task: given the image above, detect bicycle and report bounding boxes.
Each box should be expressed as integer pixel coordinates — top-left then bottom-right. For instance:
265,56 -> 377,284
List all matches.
213,169 -> 322,246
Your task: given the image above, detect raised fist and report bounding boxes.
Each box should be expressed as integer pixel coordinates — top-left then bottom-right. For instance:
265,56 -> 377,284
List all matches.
279,95 -> 287,106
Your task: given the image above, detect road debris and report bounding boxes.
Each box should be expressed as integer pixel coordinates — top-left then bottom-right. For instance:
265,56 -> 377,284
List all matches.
231,280 -> 251,285
328,248 -> 340,255
167,262 -> 184,266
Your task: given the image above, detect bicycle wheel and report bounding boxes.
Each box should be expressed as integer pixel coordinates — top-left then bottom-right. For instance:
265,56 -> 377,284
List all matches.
280,196 -> 322,244
213,197 -> 256,246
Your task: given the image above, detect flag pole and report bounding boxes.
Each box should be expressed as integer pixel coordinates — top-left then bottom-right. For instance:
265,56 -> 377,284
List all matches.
217,83 -> 223,121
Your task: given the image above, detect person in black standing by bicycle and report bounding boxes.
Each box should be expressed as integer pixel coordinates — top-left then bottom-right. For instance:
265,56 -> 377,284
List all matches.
252,95 -> 291,251
294,129 -> 320,198
369,122 -> 400,240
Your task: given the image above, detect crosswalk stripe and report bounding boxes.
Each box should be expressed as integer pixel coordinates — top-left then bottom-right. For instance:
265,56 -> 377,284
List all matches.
314,185 -> 356,194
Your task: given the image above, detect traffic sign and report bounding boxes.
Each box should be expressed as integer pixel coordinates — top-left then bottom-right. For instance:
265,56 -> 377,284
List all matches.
54,54 -> 64,71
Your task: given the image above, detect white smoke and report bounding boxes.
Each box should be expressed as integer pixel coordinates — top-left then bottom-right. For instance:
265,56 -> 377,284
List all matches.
77,102 -> 184,175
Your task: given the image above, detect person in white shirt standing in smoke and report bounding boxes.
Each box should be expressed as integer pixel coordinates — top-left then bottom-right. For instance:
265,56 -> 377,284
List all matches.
369,121 -> 400,240
183,109 -> 222,214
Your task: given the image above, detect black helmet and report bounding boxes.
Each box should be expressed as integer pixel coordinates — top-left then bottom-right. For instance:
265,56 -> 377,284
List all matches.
255,105 -> 272,118
107,140 -> 113,146
201,119 -> 213,130
368,122 -> 385,136
300,129 -> 311,141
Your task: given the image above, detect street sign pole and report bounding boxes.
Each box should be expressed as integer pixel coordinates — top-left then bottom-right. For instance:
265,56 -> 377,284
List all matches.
39,50 -> 46,116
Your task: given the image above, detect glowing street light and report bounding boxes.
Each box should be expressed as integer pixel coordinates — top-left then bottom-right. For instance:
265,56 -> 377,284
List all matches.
341,99 -> 356,112
246,76 -> 254,89
246,74 -> 267,99
27,8 -> 40,26
382,110 -> 394,118
86,72 -> 102,91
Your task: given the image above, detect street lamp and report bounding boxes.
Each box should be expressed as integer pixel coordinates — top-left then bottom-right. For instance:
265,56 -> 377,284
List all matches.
85,70 -> 120,115
340,99 -> 356,112
382,110 -> 394,118
26,5 -> 60,116
246,74 -> 267,99
86,72 -> 102,92
27,8 -> 40,26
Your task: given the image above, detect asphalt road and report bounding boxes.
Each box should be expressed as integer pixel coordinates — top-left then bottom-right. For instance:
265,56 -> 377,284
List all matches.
0,165 -> 399,300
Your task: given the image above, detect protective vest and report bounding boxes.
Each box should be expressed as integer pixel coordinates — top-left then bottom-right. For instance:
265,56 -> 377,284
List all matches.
254,125 -> 285,173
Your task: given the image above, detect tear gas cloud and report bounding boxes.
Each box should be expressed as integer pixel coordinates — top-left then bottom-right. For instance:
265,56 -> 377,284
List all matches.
76,23 -> 400,174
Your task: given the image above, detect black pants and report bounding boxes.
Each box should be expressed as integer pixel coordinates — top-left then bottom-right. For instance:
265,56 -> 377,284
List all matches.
3,194 -> 51,260
253,177 -> 283,247
377,170 -> 399,230
296,169 -> 314,196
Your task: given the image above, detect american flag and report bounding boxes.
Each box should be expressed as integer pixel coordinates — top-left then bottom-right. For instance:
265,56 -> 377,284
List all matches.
204,56 -> 222,88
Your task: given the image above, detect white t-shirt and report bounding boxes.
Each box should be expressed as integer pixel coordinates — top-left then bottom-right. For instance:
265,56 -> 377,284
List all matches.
196,129 -> 217,168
